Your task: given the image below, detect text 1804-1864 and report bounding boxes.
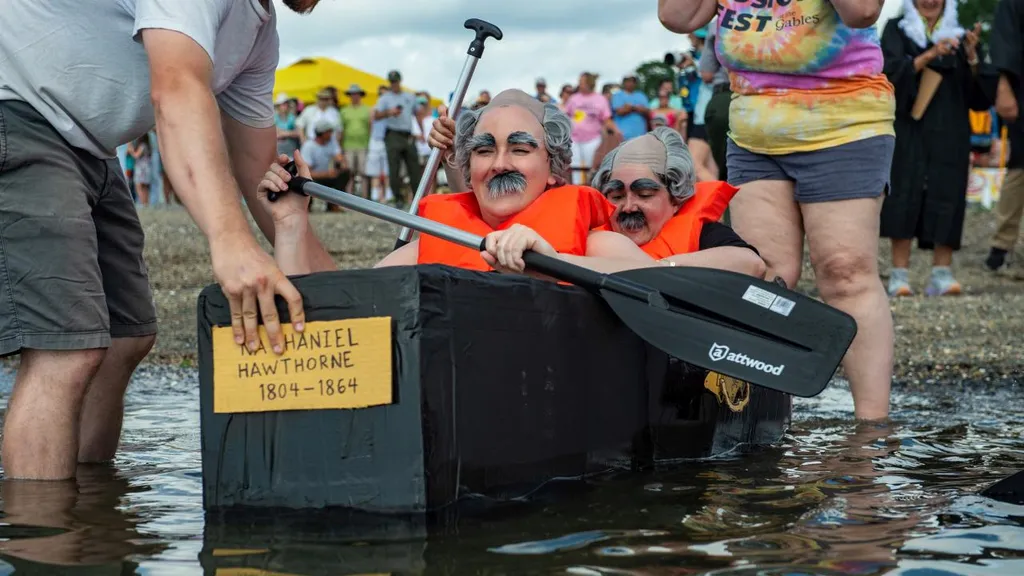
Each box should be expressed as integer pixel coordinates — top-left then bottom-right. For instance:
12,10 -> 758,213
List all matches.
259,378 -> 359,401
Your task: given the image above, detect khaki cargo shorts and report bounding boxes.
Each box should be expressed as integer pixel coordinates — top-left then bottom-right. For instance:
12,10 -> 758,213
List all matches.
343,148 -> 367,176
0,100 -> 157,356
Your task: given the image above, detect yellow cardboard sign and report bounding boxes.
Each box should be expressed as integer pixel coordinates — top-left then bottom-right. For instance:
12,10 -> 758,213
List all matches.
212,317 -> 393,414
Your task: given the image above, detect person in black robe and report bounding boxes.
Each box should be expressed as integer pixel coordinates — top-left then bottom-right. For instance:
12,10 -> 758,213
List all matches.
985,0 -> 1024,271
880,0 -> 997,297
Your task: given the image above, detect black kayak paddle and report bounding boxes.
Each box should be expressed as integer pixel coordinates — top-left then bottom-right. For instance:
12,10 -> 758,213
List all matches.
267,169 -> 858,398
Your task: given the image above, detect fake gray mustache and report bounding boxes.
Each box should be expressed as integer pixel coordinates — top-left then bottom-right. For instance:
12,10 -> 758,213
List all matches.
617,210 -> 647,231
487,171 -> 527,198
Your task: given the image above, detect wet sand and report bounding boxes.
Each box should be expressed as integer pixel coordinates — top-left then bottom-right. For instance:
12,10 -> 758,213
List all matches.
9,204 -> 1024,385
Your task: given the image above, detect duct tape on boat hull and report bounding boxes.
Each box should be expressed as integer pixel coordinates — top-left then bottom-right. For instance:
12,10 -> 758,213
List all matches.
197,265 -> 791,513
201,506 -> 429,574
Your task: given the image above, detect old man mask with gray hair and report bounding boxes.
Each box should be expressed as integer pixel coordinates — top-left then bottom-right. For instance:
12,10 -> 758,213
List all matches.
591,127 -> 697,245
446,88 -> 574,192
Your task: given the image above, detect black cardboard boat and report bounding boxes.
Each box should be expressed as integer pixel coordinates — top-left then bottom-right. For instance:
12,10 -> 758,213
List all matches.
197,265 -> 792,513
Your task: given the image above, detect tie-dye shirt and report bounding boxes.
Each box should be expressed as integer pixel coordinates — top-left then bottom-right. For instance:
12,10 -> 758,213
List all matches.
714,0 -> 896,154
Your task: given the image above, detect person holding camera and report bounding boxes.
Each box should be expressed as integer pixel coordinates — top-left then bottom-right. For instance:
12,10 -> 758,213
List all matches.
880,0 -> 995,296
373,70 -> 423,208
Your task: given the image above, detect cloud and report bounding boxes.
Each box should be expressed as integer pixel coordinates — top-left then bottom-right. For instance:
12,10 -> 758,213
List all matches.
275,0 -> 907,102
281,0 -> 652,44
276,0 -> 696,100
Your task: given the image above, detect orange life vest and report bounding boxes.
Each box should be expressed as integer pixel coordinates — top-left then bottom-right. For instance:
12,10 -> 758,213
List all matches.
598,181 -> 738,259
416,185 -> 613,271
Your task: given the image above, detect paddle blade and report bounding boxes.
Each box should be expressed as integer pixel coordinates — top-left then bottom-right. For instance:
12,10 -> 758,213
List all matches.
602,267 -> 858,397
980,471 -> 1024,505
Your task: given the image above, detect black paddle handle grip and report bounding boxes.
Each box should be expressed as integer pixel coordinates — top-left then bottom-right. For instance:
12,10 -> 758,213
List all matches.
519,251 -> 664,305
266,161 -> 308,201
464,18 -> 502,57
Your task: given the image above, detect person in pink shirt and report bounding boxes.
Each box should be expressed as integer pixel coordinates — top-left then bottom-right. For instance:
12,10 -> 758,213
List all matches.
564,72 -> 621,184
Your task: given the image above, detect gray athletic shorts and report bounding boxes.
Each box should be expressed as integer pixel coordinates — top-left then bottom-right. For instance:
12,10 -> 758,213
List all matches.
726,135 -> 895,203
0,100 -> 157,356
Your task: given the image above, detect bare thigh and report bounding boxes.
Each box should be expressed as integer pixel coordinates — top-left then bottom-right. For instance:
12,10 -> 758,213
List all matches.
730,180 -> 805,287
801,197 -> 883,294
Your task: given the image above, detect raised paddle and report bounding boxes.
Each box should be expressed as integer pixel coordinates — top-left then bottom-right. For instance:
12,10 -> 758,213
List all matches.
268,171 -> 857,397
394,18 -> 503,251
980,470 -> 1024,505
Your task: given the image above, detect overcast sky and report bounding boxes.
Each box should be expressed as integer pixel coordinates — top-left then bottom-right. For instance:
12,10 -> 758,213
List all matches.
275,0 -> 906,101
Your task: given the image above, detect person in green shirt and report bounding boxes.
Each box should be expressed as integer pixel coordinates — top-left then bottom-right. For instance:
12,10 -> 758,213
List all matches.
339,83 -> 372,197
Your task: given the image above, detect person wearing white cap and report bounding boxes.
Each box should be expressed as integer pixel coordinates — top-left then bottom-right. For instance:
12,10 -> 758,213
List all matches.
535,78 -> 556,104
298,87 -> 341,143
299,119 -> 349,211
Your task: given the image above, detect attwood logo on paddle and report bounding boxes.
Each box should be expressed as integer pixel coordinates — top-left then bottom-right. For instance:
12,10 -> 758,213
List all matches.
708,343 -> 785,375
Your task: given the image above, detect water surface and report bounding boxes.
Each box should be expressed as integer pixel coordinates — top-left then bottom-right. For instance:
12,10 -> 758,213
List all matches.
0,366 -> 1021,575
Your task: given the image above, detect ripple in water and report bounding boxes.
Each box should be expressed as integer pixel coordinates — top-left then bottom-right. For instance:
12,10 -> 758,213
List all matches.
0,366 -> 1021,575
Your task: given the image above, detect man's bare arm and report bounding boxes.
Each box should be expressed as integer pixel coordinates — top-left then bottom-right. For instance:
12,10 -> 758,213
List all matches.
273,218 -> 338,275
573,232 -> 767,278
261,152 -> 338,274
145,30 -> 251,242
143,28 -> 305,352
657,0 -> 718,34
374,242 -> 419,268
222,112 -> 277,242
666,247 -> 767,278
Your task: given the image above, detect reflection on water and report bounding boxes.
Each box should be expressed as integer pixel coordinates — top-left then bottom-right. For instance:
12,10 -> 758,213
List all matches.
0,365 -> 1021,575
0,465 -> 169,573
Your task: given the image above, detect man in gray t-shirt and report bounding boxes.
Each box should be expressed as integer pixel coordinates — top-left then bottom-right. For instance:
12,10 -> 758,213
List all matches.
300,120 -> 349,212
0,0 -> 325,481
373,70 -> 424,208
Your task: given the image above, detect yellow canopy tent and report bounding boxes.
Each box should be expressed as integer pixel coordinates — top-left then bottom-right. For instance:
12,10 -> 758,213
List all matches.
273,57 -> 443,109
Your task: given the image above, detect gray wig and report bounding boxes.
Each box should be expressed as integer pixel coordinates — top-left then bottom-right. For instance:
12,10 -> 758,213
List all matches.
590,126 -> 697,204
451,100 -> 574,189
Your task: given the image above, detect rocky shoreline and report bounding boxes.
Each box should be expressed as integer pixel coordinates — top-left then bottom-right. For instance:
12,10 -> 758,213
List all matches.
6,204 -> 1023,386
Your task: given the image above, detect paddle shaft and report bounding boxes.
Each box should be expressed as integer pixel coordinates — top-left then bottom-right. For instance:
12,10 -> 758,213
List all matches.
393,56 -> 474,248
394,19 -> 503,250
281,176 -> 664,306
270,175 -> 854,396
